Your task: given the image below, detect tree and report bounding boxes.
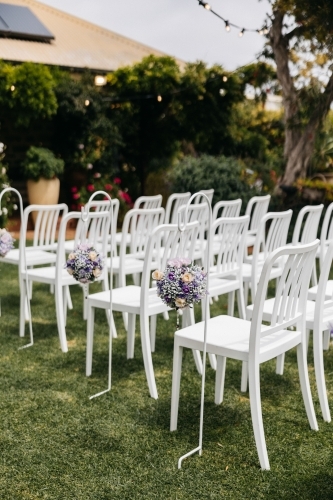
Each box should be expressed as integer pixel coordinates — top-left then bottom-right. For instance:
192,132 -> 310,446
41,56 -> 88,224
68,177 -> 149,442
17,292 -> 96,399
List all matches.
107,56 -> 246,194
268,0 -> 333,187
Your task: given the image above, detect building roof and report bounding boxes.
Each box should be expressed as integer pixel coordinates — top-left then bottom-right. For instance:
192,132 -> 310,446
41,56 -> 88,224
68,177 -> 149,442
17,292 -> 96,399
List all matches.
0,0 -> 180,72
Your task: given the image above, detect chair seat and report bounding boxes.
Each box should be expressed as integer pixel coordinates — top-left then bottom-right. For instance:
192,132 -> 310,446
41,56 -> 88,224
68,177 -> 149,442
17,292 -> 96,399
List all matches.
208,276 -> 242,295
176,315 -> 301,363
308,280 -> 333,301
23,266 -> 77,286
88,285 -> 169,315
0,248 -> 57,266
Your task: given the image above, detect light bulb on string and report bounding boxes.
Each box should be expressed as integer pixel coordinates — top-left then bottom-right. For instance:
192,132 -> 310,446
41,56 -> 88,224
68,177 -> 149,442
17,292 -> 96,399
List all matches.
258,29 -> 264,35
239,28 -> 245,37
85,99 -> 90,106
225,20 -> 230,32
157,95 -> 162,102
198,0 -> 210,9
263,27 -> 269,34
222,76 -> 228,82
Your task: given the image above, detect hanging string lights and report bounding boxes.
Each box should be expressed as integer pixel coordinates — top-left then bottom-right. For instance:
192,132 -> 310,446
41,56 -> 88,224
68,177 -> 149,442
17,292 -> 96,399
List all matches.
197,0 -> 269,37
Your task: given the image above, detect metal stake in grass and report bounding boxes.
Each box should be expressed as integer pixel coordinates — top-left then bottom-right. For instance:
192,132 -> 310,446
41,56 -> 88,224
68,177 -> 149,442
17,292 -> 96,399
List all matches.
177,192 -> 212,469
0,187 -> 34,349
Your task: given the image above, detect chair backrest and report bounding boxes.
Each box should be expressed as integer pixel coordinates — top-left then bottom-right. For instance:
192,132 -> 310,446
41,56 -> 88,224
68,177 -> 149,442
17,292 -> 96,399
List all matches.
313,239 -> 333,342
133,194 -> 162,210
118,207 -> 165,270
250,240 -> 319,358
75,199 -> 119,256
141,221 -> 200,312
292,204 -> 323,245
210,215 -> 250,279
56,207 -> 113,288
24,203 -> 68,250
251,210 -> 292,298
164,192 -> 191,225
212,199 -> 242,221
192,189 -> 214,205
319,202 -> 333,263
179,203 -> 209,259
245,195 -> 271,236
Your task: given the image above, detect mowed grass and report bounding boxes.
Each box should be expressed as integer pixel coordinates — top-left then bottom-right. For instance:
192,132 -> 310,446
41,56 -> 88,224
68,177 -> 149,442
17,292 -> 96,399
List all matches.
1,261 -> 333,499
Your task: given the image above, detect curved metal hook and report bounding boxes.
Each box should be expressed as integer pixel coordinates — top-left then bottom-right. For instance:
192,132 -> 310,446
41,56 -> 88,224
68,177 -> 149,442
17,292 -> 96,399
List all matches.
81,190 -> 113,221
0,187 -> 23,228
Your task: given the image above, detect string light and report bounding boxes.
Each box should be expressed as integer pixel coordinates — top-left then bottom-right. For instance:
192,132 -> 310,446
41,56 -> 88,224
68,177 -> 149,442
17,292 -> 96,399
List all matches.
157,95 -> 162,102
10,85 -> 15,91
198,0 -> 210,9
222,76 -> 228,82
197,0 -> 270,37
85,99 -> 90,106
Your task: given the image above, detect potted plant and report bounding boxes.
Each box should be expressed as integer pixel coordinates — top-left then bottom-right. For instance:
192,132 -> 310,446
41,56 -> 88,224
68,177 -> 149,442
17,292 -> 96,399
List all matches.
22,146 -> 64,207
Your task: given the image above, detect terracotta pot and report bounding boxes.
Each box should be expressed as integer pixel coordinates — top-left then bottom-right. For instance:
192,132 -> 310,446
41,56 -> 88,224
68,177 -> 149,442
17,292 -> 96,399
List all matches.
27,177 -> 60,224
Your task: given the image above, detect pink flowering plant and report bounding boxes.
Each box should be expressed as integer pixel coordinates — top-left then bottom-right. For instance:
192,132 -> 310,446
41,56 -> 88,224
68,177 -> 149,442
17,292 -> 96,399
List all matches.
70,174 -> 133,222
0,228 -> 15,257
153,257 -> 207,310
65,243 -> 104,284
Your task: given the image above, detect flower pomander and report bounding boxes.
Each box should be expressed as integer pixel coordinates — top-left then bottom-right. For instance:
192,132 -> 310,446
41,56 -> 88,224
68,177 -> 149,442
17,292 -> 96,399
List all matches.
154,258 -> 207,310
64,243 -> 104,284
0,228 -> 15,257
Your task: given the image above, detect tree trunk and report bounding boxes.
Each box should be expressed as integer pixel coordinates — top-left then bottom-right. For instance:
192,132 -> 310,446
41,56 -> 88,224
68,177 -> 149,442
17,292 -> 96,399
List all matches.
270,8 -> 333,187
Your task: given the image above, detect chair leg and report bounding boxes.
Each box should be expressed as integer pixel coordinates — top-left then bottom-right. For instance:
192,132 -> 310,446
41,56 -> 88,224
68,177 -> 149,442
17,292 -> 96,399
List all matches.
182,308 -> 203,375
55,284 -> 68,353
86,305 -> 95,376
127,314 -> 136,359
244,281 -> 249,306
170,342 -> 183,431
311,264 -> 318,287
248,361 -> 270,470
150,315 -> 157,352
237,288 -> 246,320
20,276 -> 27,337
323,330 -> 330,350
63,285 -> 68,326
66,286 -> 73,310
296,342 -> 318,431
140,314 -> 158,399
227,291 -> 235,317
163,311 -> 169,321
241,361 -> 248,392
276,353 -> 285,375
306,329 -> 310,353
215,356 -> 227,404
122,312 -> 128,331
313,327 -> 331,422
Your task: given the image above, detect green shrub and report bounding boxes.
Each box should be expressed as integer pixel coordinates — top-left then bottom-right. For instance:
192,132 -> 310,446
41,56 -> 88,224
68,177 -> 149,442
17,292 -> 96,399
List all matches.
22,146 -> 64,181
170,154 -> 256,209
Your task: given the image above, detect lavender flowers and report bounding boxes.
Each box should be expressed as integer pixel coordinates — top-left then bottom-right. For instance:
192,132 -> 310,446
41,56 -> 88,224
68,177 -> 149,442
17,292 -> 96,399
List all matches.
65,243 -> 104,284
153,257 -> 207,310
0,228 -> 15,257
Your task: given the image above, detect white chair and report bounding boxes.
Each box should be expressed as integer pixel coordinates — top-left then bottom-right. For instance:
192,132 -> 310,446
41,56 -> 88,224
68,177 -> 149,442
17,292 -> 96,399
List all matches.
312,202 -> 333,285
290,204 -> 323,286
170,240 -> 319,470
64,199 -> 119,256
164,192 -> 191,225
242,210 -> 292,304
0,203 -> 68,319
212,199 -> 242,222
244,195 -> 271,254
247,239 -> 333,423
86,220 -> 200,399
115,194 -> 162,247
204,215 -> 249,322
108,207 -> 165,288
20,207 -> 112,352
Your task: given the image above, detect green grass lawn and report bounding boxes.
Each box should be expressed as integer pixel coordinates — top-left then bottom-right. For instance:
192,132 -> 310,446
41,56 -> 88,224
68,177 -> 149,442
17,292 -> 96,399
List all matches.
1,261 -> 333,499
